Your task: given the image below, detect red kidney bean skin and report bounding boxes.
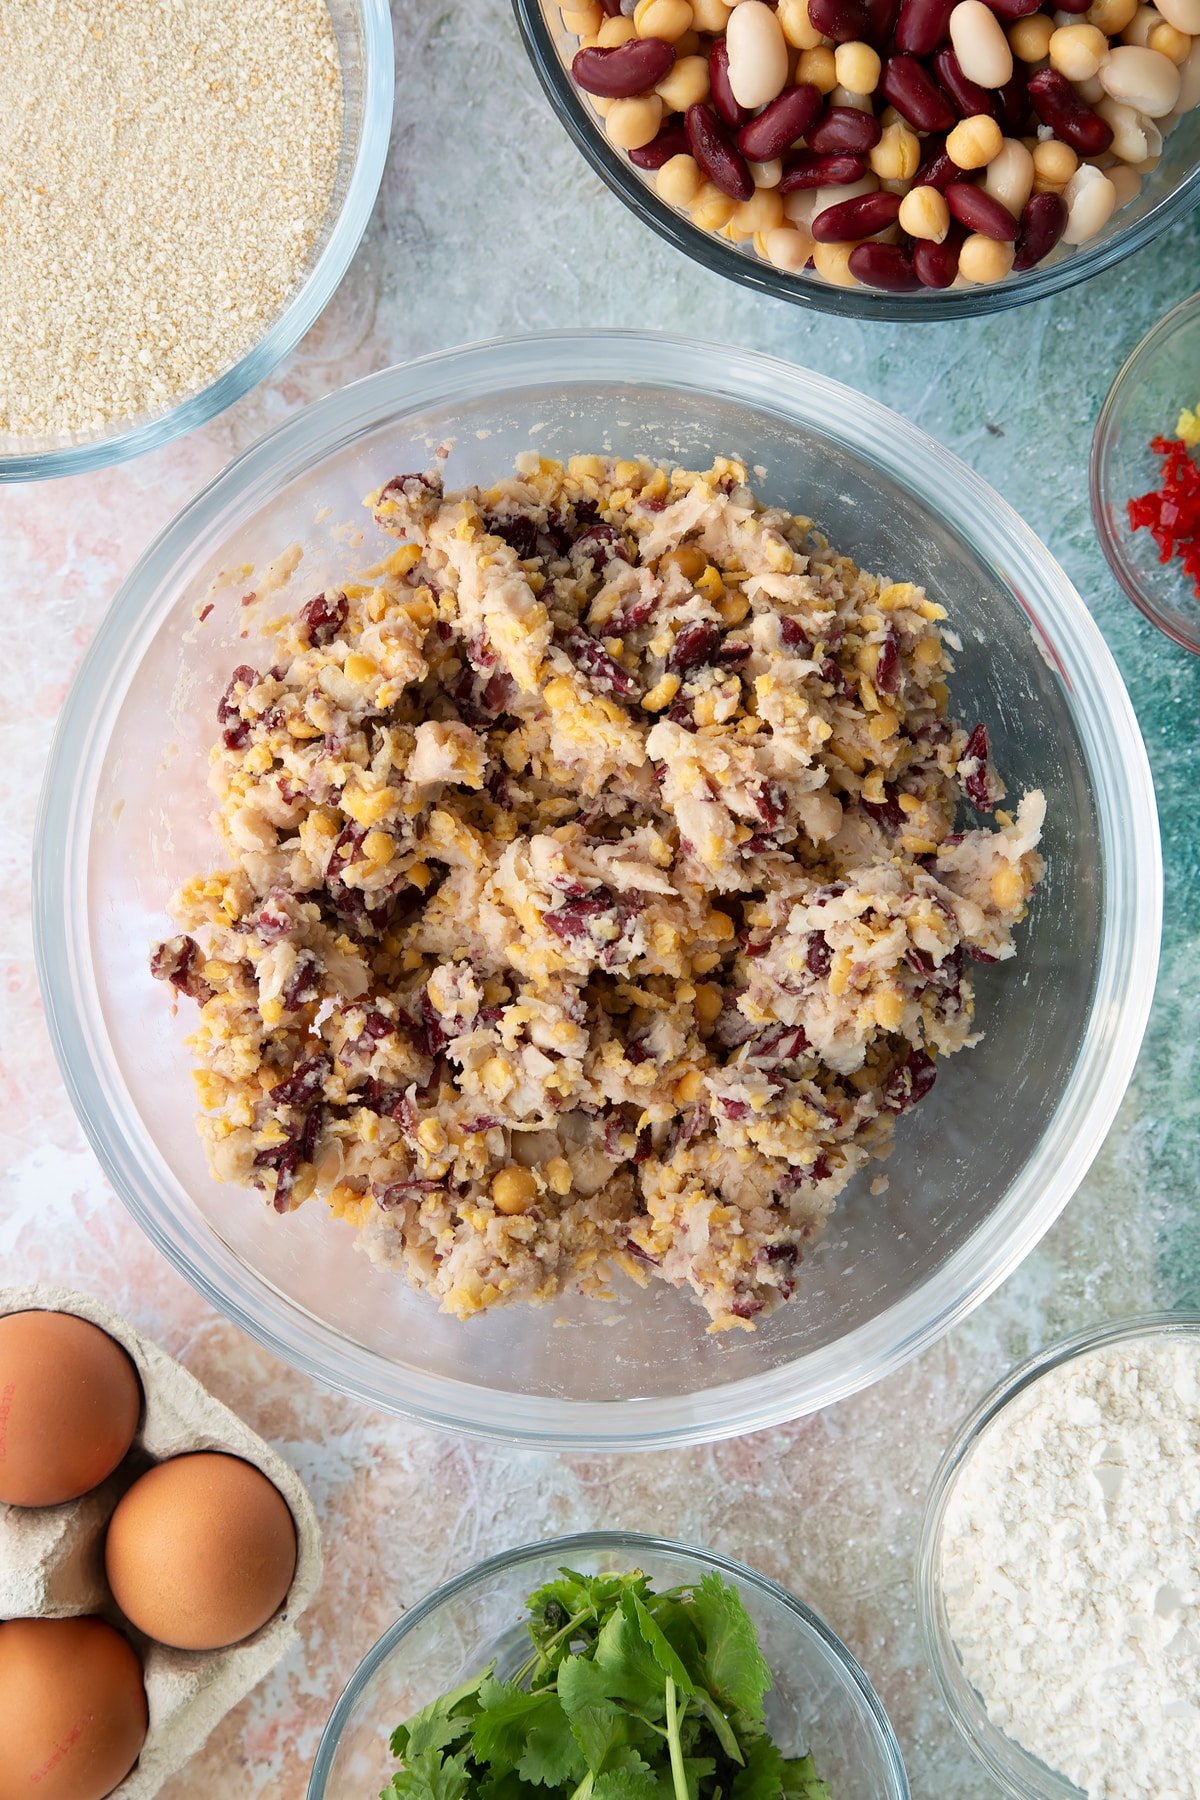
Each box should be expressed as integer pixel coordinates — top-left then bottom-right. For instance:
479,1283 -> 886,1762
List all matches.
945,182 -> 1018,239
599,0 -> 624,12
981,0 -> 1043,14
811,189 -> 902,240
807,104 -> 884,153
1013,190 -> 1068,269
916,138 -> 964,190
685,102 -> 755,199
863,0 -> 903,45
737,85 -> 824,159
709,40 -> 749,127
912,232 -> 962,286
995,66 -> 1028,134
879,56 -> 957,132
1027,70 -> 1114,154
895,0 -> 957,55
572,38 -> 676,99
849,242 -> 923,288
808,0 -> 875,41
629,125 -> 692,168
779,150 -> 870,189
933,48 -> 999,120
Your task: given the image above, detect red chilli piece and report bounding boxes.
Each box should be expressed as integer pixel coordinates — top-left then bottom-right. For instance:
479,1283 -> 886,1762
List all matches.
812,189 -> 901,241
1013,190 -> 1067,269
1027,69 -> 1114,155
686,101 -> 754,200
945,181 -> 1018,240
1127,435 -> 1200,601
709,39 -> 749,127
932,47 -> 999,120
848,242 -> 922,290
737,84 -> 823,160
780,151 -> 870,190
628,124 -> 691,169
912,230 -> 963,287
895,0 -> 957,52
807,104 -> 884,153
879,55 -> 957,132
571,38 -> 676,99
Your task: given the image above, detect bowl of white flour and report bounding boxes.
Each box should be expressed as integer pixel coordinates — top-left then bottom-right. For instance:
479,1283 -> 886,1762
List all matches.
918,1313 -> 1200,1800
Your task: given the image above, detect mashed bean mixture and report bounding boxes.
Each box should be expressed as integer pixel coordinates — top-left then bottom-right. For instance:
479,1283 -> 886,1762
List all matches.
152,454 -> 1044,1330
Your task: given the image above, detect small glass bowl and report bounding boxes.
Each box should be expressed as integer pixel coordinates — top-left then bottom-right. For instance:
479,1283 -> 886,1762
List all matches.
1091,291 -> 1200,657
917,1311 -> 1200,1799
511,0 -> 1200,321
0,0 -> 393,483
308,1531 -> 910,1799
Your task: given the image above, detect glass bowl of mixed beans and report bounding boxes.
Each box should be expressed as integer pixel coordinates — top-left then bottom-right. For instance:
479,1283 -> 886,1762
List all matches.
512,0 -> 1200,315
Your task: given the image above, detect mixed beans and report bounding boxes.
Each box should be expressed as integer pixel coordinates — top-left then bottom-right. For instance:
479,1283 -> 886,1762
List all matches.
560,0 -> 1200,291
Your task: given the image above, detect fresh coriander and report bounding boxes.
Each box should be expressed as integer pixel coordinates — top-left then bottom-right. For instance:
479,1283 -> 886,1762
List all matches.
382,1569 -> 833,1800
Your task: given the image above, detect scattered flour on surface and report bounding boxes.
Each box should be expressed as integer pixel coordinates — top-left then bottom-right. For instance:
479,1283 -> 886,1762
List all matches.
941,1333 -> 1200,1800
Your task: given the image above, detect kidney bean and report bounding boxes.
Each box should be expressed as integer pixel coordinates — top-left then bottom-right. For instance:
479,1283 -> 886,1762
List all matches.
807,104 -> 885,152
807,0 -> 875,41
916,136 -> 964,189
1027,68 -> 1114,153
1012,189 -> 1067,268
572,38 -> 676,98
933,46 -> 1000,116
685,102 -> 755,199
848,241 -> 923,287
879,55 -> 958,130
737,84 -> 824,159
779,150 -> 871,189
863,0 -> 903,44
629,124 -> 691,168
945,180 -> 1018,237
709,40 -> 749,127
912,230 -> 963,284
1053,0 -> 1093,11
811,189 -> 901,239
995,65 -> 1028,134
980,0 -> 1042,16
895,0 -> 957,54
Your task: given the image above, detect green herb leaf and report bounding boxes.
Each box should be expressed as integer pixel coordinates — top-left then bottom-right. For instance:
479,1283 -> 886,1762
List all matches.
471,1679 -> 553,1774
517,1694 -> 589,1789
779,1754 -> 833,1800
390,1669 -> 492,1760
687,1575 -> 773,1722
557,1655 -> 641,1770
384,1748 -> 473,1800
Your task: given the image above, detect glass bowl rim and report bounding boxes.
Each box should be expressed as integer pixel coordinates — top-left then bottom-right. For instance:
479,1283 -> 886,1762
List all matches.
509,0 -> 1200,323
306,1527 -> 911,1800
33,328 -> 1163,1450
0,0 -> 395,484
916,1309 -> 1200,1799
1089,289 -> 1200,657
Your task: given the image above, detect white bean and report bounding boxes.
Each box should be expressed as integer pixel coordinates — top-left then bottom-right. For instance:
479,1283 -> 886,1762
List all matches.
725,0 -> 789,108
1096,92 -> 1162,153
1107,162 -> 1144,204
949,0 -> 1014,85
1120,4 -> 1162,44
1099,43 -> 1182,112
829,84 -> 875,110
813,173 -> 878,212
984,137 -> 1035,211
1061,162 -> 1118,239
764,225 -> 815,271
748,157 -> 784,187
1156,0 -> 1200,28
1172,41 -> 1200,110
1075,73 -> 1108,100
782,187 -> 820,227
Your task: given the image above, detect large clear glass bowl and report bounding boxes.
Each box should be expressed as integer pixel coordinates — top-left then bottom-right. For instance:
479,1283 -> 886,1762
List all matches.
33,331 -> 1161,1449
511,0 -> 1200,322
307,1531 -> 910,1800
1091,291 -> 1200,657
0,0 -> 393,483
917,1313 -> 1200,1798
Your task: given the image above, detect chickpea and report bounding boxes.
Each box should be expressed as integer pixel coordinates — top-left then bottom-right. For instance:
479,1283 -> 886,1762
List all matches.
634,0 -> 695,41
1009,12 -> 1055,58
834,39 -> 882,93
691,181 -> 737,230
1032,136 -> 1079,189
796,45 -> 838,90
656,152 -> 704,207
690,0 -> 733,29
596,14 -> 637,44
946,112 -> 1004,167
656,53 -> 711,110
1086,0 -> 1139,31
958,233 -> 1015,282
492,1165 -> 538,1216
1049,21 -> 1111,78
562,4 -> 603,35
898,183 -> 951,240
731,187 -> 786,233
763,224 -> 815,269
811,241 -> 860,286
869,119 -> 921,180
778,0 -> 825,48
605,94 -> 664,149
1149,19 -> 1192,58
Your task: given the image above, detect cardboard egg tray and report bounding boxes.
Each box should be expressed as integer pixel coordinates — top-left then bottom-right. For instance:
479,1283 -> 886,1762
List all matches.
0,1286 -> 323,1797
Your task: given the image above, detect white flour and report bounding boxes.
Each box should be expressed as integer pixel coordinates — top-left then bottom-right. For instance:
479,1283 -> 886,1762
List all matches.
940,1333 -> 1200,1800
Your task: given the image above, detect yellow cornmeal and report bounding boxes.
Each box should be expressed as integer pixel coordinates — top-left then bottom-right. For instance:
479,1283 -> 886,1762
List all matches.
152,455 -> 1044,1330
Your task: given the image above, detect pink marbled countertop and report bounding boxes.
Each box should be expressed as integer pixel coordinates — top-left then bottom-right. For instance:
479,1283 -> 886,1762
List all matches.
4,3 -> 1198,1793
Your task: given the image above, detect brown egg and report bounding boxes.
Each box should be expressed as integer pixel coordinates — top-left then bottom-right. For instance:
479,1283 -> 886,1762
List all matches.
0,1311 -> 142,1506
0,1616 -> 147,1800
105,1451 -> 298,1650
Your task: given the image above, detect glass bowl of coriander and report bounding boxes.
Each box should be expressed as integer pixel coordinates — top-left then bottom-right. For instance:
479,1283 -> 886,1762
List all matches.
307,1530 -> 909,1800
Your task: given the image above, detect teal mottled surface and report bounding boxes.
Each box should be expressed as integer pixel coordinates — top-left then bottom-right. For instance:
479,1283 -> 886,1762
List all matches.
0,5 -> 1197,1793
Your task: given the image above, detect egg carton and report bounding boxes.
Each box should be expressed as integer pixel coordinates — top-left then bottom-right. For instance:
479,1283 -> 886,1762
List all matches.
0,1286 -> 323,1797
